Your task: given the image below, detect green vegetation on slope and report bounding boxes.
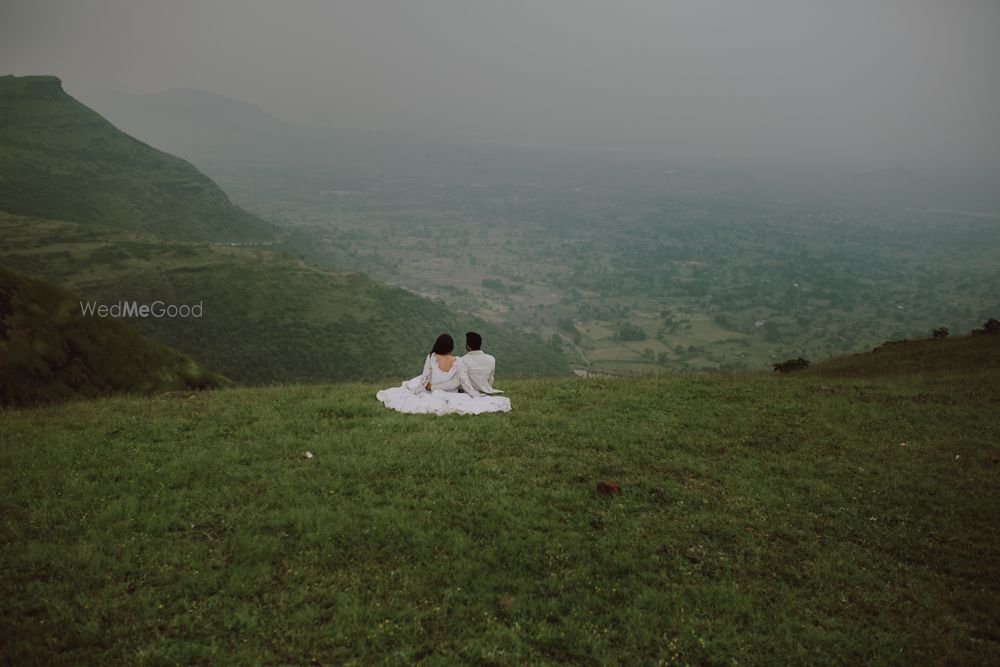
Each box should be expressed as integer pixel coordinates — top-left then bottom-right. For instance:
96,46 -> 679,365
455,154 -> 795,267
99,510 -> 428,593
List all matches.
0,75 -> 273,243
0,213 -> 569,383
0,265 -> 229,406
1,337 -> 997,664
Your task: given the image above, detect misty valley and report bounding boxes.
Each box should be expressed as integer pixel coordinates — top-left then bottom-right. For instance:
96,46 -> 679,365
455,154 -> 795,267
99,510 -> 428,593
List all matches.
207,156 -> 1000,374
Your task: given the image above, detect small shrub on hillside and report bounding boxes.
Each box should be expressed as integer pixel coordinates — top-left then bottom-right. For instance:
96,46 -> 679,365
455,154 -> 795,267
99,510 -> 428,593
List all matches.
932,327 -> 950,339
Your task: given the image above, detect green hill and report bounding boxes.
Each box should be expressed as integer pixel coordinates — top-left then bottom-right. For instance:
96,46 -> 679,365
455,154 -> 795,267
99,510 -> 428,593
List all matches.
0,265 -> 229,406
0,212 -> 569,383
807,328 -> 1000,378
0,75 -> 273,242
1,339 -> 998,664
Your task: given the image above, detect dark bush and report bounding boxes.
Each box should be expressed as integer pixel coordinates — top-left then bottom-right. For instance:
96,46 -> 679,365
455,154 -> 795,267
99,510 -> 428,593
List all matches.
971,319 -> 1000,336
773,357 -> 810,373
615,322 -> 646,341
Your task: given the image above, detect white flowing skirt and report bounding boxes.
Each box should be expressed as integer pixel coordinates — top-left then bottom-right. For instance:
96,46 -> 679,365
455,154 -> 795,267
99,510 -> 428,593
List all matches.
376,385 -> 511,415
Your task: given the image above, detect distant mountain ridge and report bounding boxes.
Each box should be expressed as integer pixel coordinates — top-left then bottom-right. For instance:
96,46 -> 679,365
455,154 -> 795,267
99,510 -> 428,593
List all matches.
82,86 -> 488,178
83,86 -> 1000,212
82,87 -> 306,163
0,75 -> 274,242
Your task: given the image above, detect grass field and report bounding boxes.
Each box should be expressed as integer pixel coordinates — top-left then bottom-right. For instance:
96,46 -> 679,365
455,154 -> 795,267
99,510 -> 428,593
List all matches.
2,336 -> 998,665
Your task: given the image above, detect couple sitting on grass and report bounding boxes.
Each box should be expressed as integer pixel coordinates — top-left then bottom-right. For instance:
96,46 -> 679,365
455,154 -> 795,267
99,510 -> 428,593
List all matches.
377,331 -> 512,415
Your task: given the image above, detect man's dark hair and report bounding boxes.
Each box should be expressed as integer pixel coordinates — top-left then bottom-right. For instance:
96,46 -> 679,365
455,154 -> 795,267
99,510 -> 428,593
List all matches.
431,333 -> 454,355
466,331 -> 483,351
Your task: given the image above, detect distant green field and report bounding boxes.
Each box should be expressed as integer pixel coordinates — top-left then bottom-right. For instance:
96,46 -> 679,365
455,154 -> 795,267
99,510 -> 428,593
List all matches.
2,336 -> 998,664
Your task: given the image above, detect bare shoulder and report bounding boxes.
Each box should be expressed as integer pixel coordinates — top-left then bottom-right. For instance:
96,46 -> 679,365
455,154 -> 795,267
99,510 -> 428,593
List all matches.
437,354 -> 457,372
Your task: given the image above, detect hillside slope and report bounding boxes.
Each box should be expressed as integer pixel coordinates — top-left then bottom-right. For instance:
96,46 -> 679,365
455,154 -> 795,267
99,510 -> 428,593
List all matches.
0,265 -> 229,405
2,344 -> 998,664
808,328 -> 1000,378
0,212 -> 569,383
0,75 -> 273,242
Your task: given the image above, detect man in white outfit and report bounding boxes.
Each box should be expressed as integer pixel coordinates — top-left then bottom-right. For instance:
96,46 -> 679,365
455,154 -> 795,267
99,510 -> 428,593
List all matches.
461,331 -> 503,394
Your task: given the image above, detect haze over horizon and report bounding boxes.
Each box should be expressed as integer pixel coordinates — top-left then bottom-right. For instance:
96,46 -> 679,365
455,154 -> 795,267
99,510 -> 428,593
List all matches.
2,0 -> 1000,171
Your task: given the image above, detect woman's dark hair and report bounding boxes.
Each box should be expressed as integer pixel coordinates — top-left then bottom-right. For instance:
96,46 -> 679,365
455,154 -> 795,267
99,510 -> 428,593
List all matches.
430,333 -> 454,355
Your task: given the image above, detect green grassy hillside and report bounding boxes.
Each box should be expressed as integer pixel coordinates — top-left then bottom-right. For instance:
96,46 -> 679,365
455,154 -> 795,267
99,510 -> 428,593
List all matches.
808,330 -> 1000,378
0,213 -> 569,383
0,75 -> 273,243
2,337 -> 998,664
0,265 -> 229,406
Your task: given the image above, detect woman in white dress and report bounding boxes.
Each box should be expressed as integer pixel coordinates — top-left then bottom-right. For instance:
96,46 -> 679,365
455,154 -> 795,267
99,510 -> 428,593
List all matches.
376,334 -> 512,415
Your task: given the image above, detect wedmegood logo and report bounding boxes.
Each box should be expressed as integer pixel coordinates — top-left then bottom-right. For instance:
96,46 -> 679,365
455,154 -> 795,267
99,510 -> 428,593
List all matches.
79,300 -> 204,318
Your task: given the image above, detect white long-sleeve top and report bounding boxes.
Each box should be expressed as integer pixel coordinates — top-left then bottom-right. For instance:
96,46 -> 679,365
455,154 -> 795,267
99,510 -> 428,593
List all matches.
404,354 -> 482,397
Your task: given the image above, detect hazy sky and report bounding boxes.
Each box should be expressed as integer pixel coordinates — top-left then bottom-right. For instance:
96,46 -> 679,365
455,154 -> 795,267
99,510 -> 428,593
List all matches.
3,0 -> 999,168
